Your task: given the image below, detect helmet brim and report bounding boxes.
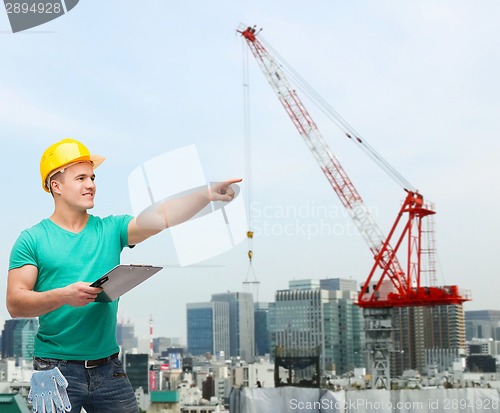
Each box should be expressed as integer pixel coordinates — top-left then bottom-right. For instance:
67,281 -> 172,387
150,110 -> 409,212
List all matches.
43,154 -> 106,192
90,154 -> 106,169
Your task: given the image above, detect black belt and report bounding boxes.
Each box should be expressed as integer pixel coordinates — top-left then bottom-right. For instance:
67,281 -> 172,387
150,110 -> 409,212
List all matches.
35,352 -> 119,369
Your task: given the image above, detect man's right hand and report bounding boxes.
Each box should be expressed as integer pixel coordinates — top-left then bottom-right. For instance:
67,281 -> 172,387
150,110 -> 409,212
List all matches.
8,266 -> 104,318
62,282 -> 102,307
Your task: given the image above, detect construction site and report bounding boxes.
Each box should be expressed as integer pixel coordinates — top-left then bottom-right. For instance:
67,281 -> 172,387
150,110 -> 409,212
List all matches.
228,24 -> 499,412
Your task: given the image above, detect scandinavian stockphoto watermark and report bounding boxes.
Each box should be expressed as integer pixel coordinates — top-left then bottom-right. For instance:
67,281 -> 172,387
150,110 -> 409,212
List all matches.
3,0 -> 78,32
250,200 -> 379,240
128,145 -> 247,267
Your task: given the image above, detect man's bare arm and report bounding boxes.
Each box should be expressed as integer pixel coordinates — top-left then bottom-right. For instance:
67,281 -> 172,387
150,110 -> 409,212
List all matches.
7,265 -> 102,318
128,178 -> 241,246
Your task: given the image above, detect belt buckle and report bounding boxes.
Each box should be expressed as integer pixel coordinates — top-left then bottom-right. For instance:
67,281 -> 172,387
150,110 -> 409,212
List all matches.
84,360 -> 98,369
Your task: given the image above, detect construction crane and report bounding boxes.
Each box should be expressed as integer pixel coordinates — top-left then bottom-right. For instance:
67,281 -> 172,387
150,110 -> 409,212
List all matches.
238,24 -> 468,309
238,24 -> 470,388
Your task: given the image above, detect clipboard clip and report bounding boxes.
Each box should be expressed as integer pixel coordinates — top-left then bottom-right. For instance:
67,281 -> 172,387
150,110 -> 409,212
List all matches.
90,276 -> 108,288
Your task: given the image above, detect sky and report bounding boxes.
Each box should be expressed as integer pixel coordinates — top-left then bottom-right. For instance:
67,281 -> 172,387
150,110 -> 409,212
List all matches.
1,1 -> 499,341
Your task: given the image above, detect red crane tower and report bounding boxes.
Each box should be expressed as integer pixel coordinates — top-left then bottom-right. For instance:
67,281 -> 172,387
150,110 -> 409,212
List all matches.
238,25 -> 470,388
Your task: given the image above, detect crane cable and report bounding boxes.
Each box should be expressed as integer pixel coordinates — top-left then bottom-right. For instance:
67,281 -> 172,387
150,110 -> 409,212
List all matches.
242,40 -> 259,294
259,35 -> 416,193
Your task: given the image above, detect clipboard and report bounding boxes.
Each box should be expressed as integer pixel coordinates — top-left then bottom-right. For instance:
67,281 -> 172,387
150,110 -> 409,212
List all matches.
90,264 -> 163,302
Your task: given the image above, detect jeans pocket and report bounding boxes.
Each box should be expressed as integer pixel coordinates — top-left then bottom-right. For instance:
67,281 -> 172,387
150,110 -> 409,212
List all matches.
110,358 -> 127,378
33,358 -> 58,371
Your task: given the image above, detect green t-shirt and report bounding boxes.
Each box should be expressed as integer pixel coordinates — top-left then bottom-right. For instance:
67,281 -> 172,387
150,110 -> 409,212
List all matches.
9,214 -> 133,360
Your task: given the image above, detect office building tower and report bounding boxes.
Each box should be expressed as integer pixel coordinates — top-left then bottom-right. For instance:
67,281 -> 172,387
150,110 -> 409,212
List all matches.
124,353 -> 149,393
154,337 -> 173,356
320,278 -> 358,292
186,302 -> 229,357
187,302 -> 216,356
1,318 -> 38,360
269,279 -> 364,375
116,320 -> 138,352
254,302 -> 270,356
289,279 -> 320,290
465,310 -> 500,341
392,304 -> 466,375
211,292 -> 255,362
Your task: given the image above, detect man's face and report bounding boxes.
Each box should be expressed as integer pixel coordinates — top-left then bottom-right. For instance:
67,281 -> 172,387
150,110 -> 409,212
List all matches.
53,162 -> 96,210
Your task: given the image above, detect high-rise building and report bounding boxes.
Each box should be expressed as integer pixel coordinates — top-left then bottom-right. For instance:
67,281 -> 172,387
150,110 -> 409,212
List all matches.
1,318 -> 39,360
211,292 -> 255,362
320,278 -> 358,292
269,278 -> 364,375
465,310 -> 500,341
154,337 -> 174,356
392,304 -> 466,375
254,302 -> 270,356
325,292 -> 365,374
289,279 -> 320,290
116,320 -> 138,352
186,302 -> 229,357
124,353 -> 149,393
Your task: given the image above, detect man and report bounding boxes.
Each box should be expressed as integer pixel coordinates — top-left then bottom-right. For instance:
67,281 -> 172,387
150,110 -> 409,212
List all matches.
6,138 -> 240,413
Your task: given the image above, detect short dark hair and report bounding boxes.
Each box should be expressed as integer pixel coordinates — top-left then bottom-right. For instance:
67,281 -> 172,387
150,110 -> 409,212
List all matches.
48,171 -> 65,196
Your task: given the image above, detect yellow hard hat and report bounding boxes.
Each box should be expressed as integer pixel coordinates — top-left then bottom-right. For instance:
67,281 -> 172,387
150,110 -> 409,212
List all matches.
40,138 -> 105,192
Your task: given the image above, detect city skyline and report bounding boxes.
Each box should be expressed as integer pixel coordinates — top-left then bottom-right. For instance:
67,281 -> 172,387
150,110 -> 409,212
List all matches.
1,1 -> 499,339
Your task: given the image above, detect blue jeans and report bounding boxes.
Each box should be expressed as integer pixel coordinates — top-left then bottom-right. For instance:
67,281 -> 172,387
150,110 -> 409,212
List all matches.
33,356 -> 139,413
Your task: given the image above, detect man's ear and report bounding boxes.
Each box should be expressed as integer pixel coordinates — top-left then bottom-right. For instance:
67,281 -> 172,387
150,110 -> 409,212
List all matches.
51,179 -> 62,195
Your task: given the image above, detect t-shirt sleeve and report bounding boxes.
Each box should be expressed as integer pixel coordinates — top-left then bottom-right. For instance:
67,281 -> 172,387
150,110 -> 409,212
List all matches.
9,231 -> 38,271
119,214 -> 134,249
